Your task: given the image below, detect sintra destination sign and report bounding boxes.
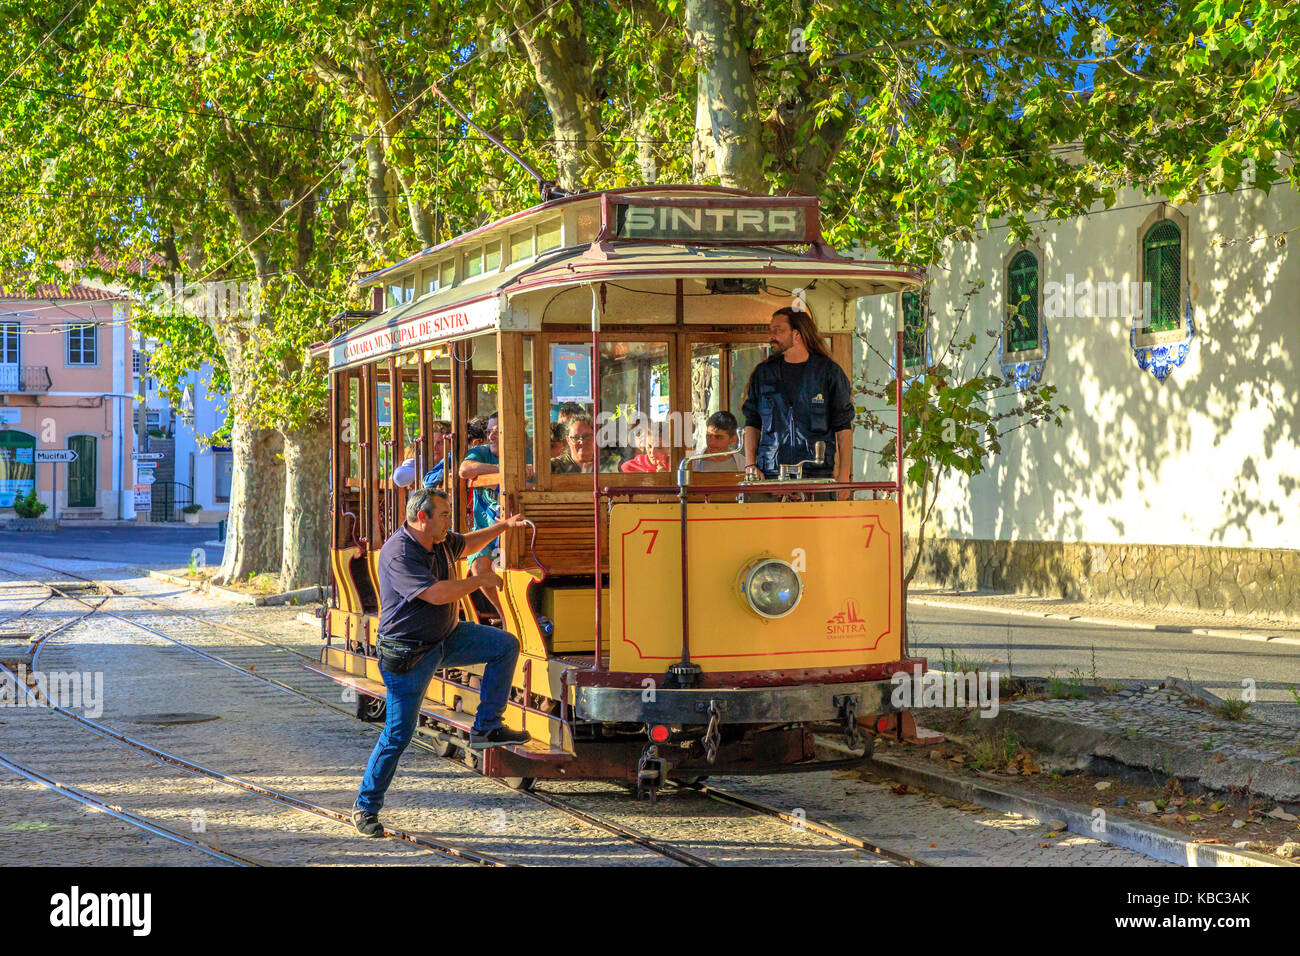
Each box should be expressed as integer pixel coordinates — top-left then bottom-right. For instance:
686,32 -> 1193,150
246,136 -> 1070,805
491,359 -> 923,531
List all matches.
612,199 -> 811,243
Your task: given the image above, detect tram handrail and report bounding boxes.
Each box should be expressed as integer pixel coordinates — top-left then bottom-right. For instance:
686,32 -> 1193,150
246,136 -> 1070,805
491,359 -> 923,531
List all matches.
598,479 -> 901,497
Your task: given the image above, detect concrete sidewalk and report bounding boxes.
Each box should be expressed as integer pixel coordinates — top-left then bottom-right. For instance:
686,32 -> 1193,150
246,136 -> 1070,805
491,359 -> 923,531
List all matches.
908,587 -> 1300,647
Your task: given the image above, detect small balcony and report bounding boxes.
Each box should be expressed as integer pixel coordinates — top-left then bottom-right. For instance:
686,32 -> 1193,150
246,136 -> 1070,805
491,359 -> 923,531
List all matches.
0,365 -> 52,392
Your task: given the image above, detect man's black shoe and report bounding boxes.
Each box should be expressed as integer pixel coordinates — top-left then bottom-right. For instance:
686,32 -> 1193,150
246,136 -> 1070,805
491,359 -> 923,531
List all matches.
352,805 -> 383,838
468,726 -> 531,749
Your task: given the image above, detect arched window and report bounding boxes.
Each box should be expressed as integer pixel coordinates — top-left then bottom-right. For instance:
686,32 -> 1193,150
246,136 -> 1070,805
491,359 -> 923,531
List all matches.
0,430 -> 35,509
1142,219 -> 1182,333
901,289 -> 926,369
1005,250 -> 1040,353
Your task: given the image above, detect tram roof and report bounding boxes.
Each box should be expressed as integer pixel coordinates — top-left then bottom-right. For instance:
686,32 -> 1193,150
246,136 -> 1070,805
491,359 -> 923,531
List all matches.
320,185 -> 924,371
322,245 -> 921,371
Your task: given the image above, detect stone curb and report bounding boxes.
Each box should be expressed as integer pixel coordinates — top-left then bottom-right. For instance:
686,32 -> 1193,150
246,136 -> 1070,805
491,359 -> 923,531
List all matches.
815,737 -> 1296,868
955,707 -> 1300,804
908,596 -> 1300,647
146,570 -> 330,607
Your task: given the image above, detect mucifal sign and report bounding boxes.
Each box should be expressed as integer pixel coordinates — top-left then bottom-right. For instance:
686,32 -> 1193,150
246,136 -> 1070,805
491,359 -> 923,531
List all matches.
608,195 -> 818,245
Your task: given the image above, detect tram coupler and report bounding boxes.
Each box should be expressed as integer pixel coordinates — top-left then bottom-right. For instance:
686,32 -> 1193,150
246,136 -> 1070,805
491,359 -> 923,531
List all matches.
636,744 -> 671,804
833,694 -> 862,750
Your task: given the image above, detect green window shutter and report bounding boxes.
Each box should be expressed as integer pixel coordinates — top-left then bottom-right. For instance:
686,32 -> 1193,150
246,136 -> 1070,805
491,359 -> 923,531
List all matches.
1006,251 -> 1039,353
901,291 -> 924,368
1143,220 -> 1181,333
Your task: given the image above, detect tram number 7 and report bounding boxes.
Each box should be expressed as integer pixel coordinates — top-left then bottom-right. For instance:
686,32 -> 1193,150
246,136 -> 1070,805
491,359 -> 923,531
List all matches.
863,523 -> 875,549
643,528 -> 659,554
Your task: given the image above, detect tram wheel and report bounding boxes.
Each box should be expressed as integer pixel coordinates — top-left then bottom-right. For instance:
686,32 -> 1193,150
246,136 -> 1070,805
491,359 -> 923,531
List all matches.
675,775 -> 709,789
501,776 -> 535,792
462,747 -> 481,772
429,737 -> 458,759
356,693 -> 386,722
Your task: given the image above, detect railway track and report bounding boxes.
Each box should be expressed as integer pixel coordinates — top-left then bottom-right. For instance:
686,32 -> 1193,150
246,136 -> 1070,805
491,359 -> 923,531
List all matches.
0,750 -> 266,867
0,558 -> 922,867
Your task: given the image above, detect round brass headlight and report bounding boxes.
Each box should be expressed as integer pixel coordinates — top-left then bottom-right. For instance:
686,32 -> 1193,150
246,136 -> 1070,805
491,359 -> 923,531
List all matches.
739,558 -> 803,619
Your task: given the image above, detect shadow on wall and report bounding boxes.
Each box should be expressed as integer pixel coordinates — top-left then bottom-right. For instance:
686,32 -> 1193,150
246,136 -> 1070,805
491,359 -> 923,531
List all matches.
856,182 -> 1300,617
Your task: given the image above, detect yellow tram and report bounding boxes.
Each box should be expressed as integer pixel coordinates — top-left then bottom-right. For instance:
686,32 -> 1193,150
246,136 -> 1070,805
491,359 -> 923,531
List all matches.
310,185 -> 927,795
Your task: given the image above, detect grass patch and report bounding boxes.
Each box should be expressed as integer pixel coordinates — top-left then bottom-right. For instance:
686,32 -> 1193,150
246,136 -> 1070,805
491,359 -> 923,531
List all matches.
1215,699 -> 1252,721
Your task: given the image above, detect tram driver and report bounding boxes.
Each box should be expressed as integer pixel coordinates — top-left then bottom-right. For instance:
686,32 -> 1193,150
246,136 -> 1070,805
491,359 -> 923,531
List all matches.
352,487 -> 530,838
741,306 -> 854,499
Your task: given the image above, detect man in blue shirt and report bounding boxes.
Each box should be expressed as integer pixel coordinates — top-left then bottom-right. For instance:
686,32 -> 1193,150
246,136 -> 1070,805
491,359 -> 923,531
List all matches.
458,411 -> 506,621
352,487 -> 529,838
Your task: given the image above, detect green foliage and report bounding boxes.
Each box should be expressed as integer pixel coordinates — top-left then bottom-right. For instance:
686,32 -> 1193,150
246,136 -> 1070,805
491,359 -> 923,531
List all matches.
13,489 -> 47,519
857,283 -> 1071,585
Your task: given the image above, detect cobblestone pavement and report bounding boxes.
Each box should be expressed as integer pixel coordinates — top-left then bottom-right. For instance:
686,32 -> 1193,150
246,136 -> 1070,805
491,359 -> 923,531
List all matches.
1006,686 -> 1300,769
0,552 -> 1189,866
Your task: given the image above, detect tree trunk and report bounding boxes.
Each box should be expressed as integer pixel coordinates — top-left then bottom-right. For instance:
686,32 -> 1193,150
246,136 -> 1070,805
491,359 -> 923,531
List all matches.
513,3 -> 609,192
214,415 -> 284,585
280,416 -> 331,592
684,0 -> 766,192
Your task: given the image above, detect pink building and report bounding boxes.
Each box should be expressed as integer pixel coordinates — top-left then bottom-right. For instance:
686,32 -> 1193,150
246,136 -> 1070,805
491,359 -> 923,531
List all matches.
0,285 -> 136,519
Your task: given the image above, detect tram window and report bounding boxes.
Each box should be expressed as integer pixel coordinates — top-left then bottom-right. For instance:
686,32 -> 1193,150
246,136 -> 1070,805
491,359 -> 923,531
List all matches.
485,241 -> 502,274
439,260 -> 455,288
419,266 -> 439,297
464,247 -> 484,279
690,344 -> 724,453
536,219 -> 561,253
522,339 -> 536,488
387,276 -> 414,308
347,375 -> 360,479
509,228 -> 533,263
729,343 -> 770,413
599,341 -> 672,473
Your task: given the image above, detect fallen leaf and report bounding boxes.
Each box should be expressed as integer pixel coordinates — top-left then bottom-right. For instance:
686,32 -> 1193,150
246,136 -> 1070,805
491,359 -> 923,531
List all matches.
1267,807 -> 1298,822
1094,781 -> 1112,790
891,784 -> 909,795
1192,838 -> 1223,844
929,842 -> 937,848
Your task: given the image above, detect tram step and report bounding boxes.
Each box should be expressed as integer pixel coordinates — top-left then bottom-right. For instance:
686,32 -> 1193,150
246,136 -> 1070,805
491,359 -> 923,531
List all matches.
301,660 -> 571,762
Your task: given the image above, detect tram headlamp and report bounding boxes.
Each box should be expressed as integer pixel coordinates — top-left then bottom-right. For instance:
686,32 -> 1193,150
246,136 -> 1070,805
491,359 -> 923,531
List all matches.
739,558 -> 802,619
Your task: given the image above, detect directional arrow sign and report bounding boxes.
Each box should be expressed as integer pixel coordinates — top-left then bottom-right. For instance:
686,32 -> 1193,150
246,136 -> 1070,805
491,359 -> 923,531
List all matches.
132,452 -> 165,461
35,449 -> 78,463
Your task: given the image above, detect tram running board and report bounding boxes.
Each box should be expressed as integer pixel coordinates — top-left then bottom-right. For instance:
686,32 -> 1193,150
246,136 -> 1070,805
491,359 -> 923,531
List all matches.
301,660 -> 571,762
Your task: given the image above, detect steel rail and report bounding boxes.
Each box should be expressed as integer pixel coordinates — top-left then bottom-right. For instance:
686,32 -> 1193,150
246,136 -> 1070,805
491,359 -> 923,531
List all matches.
0,750 -> 264,867
678,781 -> 926,867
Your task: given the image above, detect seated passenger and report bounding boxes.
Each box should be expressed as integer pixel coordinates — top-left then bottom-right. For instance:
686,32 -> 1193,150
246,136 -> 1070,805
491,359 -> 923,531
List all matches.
458,411 -> 505,621
549,420 -> 568,459
550,415 -> 623,474
421,421 -> 452,489
392,442 -> 419,488
393,421 -> 453,489
466,415 -> 489,449
620,422 -> 671,473
692,410 -> 744,472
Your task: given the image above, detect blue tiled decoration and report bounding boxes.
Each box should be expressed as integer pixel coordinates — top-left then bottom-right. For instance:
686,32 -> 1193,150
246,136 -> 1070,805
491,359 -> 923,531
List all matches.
999,322 -> 1049,390
1130,304 -> 1195,383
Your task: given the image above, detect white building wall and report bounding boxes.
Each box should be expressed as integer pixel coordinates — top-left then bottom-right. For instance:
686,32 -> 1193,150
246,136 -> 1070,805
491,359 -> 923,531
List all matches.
855,179 -> 1300,553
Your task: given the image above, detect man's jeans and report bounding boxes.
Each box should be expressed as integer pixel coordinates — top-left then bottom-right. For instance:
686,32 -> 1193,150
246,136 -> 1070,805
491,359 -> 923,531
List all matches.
355,622 -> 520,814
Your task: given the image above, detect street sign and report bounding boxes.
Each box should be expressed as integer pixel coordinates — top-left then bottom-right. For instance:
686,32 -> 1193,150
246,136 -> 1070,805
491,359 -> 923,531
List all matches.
137,472 -> 156,485
132,452 -> 165,461
35,449 -> 78,463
